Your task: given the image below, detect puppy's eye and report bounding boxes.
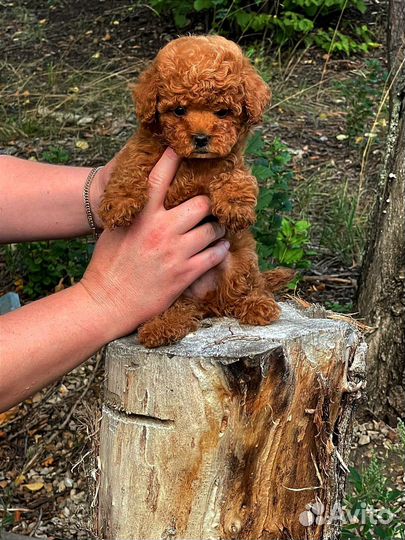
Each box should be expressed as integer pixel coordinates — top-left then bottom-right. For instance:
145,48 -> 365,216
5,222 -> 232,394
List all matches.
215,109 -> 230,118
174,106 -> 187,117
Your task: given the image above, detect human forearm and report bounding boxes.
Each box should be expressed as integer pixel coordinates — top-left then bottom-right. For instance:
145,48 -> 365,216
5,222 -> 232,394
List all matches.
0,283 -> 127,413
0,149 -> 230,413
0,155 -> 107,242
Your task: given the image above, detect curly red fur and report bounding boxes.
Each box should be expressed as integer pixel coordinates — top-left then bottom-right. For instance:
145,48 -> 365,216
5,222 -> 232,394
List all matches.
99,35 -> 293,348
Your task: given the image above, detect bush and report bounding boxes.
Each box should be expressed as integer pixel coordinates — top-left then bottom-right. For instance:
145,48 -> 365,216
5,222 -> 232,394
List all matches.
3,240 -> 91,299
247,132 -> 312,272
148,0 -> 379,56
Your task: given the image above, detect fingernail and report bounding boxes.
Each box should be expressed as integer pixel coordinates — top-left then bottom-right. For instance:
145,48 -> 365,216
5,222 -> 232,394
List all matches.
223,240 -> 230,250
216,225 -> 225,237
166,147 -> 178,158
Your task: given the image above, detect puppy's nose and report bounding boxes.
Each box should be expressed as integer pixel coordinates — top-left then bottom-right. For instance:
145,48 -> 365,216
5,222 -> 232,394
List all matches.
194,134 -> 210,149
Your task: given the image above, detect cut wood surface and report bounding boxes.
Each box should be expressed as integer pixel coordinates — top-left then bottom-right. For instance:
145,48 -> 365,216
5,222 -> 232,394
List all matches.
97,303 -> 366,540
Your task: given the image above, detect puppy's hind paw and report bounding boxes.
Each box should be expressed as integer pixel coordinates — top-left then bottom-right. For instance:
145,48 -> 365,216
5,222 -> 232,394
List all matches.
233,293 -> 281,326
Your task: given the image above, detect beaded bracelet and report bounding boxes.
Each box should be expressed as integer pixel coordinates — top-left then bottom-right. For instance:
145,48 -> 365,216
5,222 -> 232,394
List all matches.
83,166 -> 103,240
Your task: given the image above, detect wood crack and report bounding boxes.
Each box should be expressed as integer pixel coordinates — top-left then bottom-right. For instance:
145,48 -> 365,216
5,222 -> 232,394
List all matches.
103,403 -> 175,429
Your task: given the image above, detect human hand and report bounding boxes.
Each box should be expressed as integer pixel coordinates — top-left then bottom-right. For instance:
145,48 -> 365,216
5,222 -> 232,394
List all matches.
79,148 -> 230,340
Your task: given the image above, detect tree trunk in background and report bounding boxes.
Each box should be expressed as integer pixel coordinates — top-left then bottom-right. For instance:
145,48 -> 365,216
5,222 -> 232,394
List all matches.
357,0 -> 405,423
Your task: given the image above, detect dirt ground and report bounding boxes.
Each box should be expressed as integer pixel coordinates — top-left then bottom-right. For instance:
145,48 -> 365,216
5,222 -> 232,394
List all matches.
1,0 -> 403,538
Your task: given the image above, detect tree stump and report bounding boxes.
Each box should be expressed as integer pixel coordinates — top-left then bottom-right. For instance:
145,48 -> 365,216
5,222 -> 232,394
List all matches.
96,303 -> 366,540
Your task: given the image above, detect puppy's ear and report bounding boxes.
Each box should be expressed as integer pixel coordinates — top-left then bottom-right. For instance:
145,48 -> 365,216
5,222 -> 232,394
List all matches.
242,58 -> 271,125
130,62 -> 159,127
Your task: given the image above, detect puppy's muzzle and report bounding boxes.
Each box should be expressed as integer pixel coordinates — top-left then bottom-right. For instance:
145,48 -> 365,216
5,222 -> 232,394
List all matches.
193,134 -> 210,150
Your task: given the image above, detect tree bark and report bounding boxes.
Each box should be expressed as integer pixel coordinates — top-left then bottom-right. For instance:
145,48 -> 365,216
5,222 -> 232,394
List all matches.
357,0 -> 405,423
96,303 -> 366,540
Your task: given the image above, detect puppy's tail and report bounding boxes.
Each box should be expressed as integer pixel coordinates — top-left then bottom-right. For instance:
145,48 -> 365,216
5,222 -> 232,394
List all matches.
262,267 -> 296,292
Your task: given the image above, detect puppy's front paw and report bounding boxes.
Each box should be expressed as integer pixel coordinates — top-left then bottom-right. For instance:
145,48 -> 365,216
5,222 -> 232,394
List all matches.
99,194 -> 146,230
212,200 -> 256,233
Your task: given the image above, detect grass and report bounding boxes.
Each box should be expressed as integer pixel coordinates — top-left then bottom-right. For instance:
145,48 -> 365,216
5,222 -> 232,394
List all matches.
295,177 -> 370,266
0,58 -> 138,160
0,0 -> 143,157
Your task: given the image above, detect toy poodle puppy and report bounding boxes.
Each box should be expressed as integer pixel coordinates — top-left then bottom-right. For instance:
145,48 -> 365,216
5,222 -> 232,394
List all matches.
99,35 -> 294,348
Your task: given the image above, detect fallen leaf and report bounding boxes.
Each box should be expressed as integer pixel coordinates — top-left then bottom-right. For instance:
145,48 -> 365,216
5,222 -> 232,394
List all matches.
59,384 -> 69,396
336,134 -> 348,141
75,140 -> 89,150
0,406 -> 20,426
15,474 -> 26,486
23,482 -> 44,492
77,116 -> 94,126
32,392 -> 42,404
45,483 -> 54,493
14,278 -> 24,292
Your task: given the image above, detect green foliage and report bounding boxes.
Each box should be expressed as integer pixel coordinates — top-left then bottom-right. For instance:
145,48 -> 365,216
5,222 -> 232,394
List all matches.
247,132 -> 312,271
325,301 -> 354,313
312,25 -> 380,56
148,0 -> 377,56
342,447 -> 405,539
41,146 -> 71,164
334,59 -> 387,143
0,486 -> 15,531
273,218 -> 312,267
4,240 -> 91,299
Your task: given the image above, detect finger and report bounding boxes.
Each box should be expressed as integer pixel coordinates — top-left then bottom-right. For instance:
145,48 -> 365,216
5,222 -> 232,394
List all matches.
147,147 -> 182,210
186,239 -> 230,282
169,195 -> 213,233
182,222 -> 225,257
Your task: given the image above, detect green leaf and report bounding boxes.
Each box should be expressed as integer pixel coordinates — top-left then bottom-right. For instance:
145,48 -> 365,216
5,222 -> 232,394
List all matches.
193,0 -> 212,11
295,220 -> 311,232
246,131 -> 265,156
348,466 -> 363,491
256,189 -> 274,211
281,218 -> 293,237
174,12 -> 189,27
253,164 -> 273,181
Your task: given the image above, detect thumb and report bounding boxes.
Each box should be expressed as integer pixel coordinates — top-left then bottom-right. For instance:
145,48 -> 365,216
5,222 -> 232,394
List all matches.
147,147 -> 182,210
